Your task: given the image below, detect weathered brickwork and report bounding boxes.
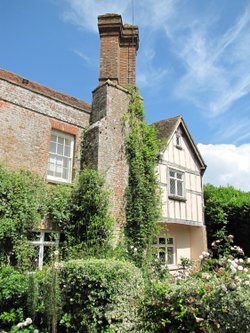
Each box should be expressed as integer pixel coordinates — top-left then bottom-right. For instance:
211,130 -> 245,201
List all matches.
98,14 -> 139,86
85,81 -> 130,225
0,72 -> 90,180
0,13 -> 138,227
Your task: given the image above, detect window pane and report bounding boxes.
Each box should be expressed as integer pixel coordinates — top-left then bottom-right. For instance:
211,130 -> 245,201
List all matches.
48,154 -> 56,165
170,179 -> 176,195
58,137 -> 64,145
159,237 -> 166,245
63,157 -> 69,168
177,173 -> 182,180
43,246 -> 52,265
167,238 -> 173,245
167,247 -> 174,265
62,168 -> 69,180
65,138 -> 71,146
159,250 -> 166,262
64,146 -> 71,157
177,180 -> 183,196
50,142 -> 56,153
170,171 -> 175,178
57,144 -> 64,155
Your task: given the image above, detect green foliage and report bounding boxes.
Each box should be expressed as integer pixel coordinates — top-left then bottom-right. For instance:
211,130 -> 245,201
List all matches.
0,265 -> 28,329
27,261 -> 62,333
143,242 -> 250,333
0,165 -> 71,268
45,184 -> 72,228
0,166 -> 46,267
125,86 -> 161,266
59,258 -> 144,333
62,168 -> 114,258
204,184 -> 250,256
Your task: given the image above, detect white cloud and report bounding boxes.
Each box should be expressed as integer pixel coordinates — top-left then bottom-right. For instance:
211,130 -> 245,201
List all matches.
171,5 -> 250,117
198,143 -> 250,192
62,0 -> 175,89
63,0 -> 175,32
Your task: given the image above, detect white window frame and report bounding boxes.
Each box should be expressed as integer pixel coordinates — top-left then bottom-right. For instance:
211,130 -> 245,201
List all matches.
155,236 -> 176,265
30,231 -> 60,270
47,129 -> 74,183
169,169 -> 185,199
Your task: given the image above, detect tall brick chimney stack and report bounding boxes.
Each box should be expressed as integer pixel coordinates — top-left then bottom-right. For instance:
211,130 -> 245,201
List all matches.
98,13 -> 139,86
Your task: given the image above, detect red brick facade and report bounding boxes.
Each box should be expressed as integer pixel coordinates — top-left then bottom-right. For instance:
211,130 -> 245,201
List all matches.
98,14 -> 139,86
0,13 -> 139,226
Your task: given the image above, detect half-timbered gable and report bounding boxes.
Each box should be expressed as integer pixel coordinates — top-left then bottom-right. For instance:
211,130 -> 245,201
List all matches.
153,116 -> 207,268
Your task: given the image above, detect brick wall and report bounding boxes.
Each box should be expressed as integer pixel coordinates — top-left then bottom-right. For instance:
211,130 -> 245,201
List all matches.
84,81 -> 130,225
98,14 -> 139,86
0,75 -> 90,180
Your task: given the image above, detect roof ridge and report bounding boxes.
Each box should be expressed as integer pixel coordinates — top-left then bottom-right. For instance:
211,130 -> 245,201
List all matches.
0,68 -> 91,112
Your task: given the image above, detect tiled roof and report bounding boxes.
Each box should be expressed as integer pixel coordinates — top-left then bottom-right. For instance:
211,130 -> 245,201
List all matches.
152,115 -> 206,171
152,115 -> 181,142
0,68 -> 91,113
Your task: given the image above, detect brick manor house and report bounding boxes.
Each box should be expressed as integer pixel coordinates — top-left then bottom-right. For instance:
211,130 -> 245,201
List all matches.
0,14 -> 207,269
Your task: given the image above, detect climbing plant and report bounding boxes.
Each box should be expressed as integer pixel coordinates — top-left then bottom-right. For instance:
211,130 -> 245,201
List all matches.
125,86 -> 161,266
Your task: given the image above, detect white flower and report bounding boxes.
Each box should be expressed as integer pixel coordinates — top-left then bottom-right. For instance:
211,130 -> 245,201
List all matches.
247,258 -> 250,264
54,250 -> 59,256
54,262 -> 64,270
33,330 -> 39,333
244,281 -> 250,286
231,261 -> 238,268
238,258 -> 244,263
202,251 -> 210,258
230,267 -> 237,274
227,259 -> 232,263
221,284 -> 227,292
244,268 -> 249,273
16,323 -> 24,328
234,258 -> 239,263
23,318 -> 32,326
228,235 -> 234,239
238,266 -> 243,271
202,273 -> 210,281
199,255 -> 204,260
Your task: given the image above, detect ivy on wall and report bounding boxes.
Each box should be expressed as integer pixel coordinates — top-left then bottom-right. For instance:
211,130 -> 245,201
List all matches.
124,87 -> 161,266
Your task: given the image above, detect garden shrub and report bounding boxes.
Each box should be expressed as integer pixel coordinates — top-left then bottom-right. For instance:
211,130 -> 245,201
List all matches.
27,264 -> 61,333
143,239 -> 250,333
0,265 -> 28,329
59,258 -> 144,332
62,168 -> 114,258
0,166 -> 46,268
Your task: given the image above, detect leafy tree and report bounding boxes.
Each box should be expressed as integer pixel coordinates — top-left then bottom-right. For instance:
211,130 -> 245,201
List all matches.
204,184 -> 250,256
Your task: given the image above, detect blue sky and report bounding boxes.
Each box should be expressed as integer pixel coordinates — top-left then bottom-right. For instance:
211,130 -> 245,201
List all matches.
1,0 -> 250,191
